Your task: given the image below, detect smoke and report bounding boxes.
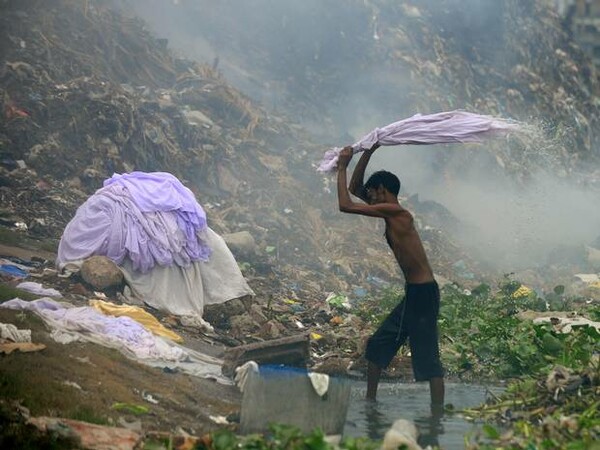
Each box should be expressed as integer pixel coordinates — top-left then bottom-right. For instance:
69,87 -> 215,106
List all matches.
368,143 -> 600,270
124,0 -> 600,271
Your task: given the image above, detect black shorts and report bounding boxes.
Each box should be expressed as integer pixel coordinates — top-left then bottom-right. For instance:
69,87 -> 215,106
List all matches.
365,281 -> 444,381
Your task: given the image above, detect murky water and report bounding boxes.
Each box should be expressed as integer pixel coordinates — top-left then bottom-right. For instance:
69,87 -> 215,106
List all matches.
344,382 -> 504,449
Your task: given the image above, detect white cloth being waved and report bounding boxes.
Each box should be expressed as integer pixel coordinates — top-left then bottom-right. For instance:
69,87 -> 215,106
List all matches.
317,110 -> 521,173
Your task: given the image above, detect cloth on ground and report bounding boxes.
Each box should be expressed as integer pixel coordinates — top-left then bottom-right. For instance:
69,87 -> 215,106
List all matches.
0,297 -> 230,384
89,299 -> 183,343
234,361 -> 259,393
317,110 -> 521,173
307,372 -> 330,397
0,322 -> 32,342
17,281 -> 62,298
121,227 -> 255,318
57,172 -> 211,273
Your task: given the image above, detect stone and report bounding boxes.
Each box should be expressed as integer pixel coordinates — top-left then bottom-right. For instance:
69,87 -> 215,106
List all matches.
257,320 -> 285,339
222,231 -> 257,255
80,256 -> 124,290
229,314 -> 260,339
204,298 -> 249,327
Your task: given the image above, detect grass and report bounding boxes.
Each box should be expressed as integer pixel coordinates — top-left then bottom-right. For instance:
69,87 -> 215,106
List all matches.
0,284 -> 40,303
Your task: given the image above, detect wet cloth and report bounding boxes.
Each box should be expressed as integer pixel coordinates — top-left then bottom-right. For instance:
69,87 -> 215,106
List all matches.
0,323 -> 32,343
365,281 -> 444,381
120,228 -> 254,318
89,299 -> 183,343
17,281 -> 62,298
57,172 -> 211,273
0,297 -> 230,383
317,110 -> 521,173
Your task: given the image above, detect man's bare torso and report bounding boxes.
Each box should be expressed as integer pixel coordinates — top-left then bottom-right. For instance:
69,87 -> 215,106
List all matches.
384,208 -> 434,284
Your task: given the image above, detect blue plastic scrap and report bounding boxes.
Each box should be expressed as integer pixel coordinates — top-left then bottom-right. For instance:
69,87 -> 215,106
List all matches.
0,264 -> 29,278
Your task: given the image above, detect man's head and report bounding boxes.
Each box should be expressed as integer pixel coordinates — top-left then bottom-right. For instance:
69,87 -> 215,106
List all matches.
364,170 -> 400,204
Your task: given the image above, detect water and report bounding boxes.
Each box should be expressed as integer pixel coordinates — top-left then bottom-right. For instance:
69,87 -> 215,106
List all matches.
344,382 -> 504,449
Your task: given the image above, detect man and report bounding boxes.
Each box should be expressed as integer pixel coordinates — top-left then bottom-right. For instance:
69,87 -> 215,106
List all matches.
336,145 -> 444,407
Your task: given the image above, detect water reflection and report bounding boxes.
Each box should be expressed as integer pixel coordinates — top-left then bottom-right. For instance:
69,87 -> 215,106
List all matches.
414,409 -> 443,448
363,401 -> 390,440
344,382 -> 504,450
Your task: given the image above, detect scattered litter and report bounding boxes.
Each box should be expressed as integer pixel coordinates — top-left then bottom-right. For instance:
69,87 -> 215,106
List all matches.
0,322 -> 32,342
118,417 -> 143,433
28,416 -> 141,449
111,403 -> 150,416
209,415 -> 230,425
62,381 -> 82,390
533,316 -> 600,333
70,355 -> 95,366
16,281 -> 62,298
574,273 -> 600,283
0,342 -> 46,354
141,392 -> 159,405
178,315 -> 215,333
0,264 -> 28,278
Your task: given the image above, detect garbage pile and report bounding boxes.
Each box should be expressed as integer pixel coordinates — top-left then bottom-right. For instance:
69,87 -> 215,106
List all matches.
0,0 -> 486,298
132,0 -> 600,182
463,364 -> 599,448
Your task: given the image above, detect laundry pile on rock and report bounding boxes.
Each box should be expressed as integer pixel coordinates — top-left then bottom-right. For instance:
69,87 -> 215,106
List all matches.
56,171 -> 254,322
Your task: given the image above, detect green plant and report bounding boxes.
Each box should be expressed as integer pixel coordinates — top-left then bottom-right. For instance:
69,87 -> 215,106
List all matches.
354,285 -> 403,326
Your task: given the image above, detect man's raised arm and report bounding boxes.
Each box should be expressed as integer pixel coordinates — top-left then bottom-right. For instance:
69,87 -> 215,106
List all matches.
349,143 -> 379,202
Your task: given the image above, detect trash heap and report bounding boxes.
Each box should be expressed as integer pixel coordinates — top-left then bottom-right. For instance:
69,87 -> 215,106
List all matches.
0,0 -> 486,298
135,0 -> 600,181
463,364 -> 599,448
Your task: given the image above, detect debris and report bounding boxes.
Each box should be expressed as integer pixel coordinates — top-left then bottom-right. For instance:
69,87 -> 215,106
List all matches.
28,416 -> 141,450
0,342 -> 46,355
111,403 -> 150,416
222,333 -> 311,377
16,281 -> 62,298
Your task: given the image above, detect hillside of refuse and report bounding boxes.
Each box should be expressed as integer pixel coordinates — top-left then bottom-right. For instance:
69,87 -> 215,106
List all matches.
2,0 -> 600,295
1,1 -> 599,448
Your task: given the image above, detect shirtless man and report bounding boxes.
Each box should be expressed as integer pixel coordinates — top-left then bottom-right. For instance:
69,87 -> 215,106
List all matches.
336,145 -> 444,407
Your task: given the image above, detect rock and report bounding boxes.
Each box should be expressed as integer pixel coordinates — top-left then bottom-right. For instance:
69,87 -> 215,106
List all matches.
257,320 -> 285,339
222,231 -> 257,255
80,256 -> 124,290
248,304 -> 268,324
204,298 -> 249,327
229,314 -> 260,338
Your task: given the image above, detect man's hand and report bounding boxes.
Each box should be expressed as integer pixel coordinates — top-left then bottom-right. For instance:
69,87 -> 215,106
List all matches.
338,146 -> 354,169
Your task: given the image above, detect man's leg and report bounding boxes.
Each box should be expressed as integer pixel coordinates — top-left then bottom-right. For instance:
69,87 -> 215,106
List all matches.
366,361 -> 382,400
429,376 -> 445,407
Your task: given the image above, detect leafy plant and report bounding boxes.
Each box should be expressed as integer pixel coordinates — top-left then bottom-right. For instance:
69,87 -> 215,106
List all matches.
196,425 -> 381,450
